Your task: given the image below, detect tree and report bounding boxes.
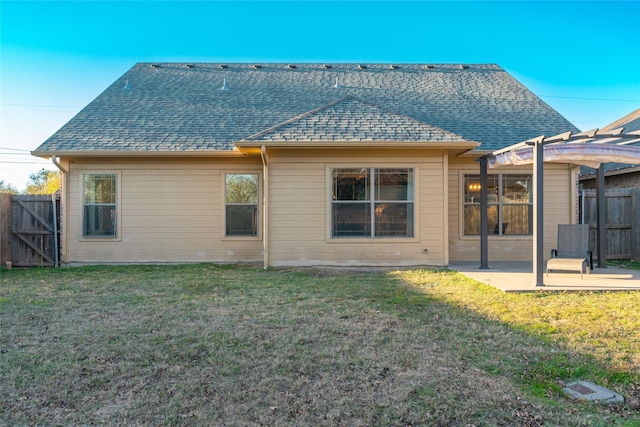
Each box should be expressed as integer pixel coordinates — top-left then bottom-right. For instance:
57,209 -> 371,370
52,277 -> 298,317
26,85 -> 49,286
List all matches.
25,170 -> 61,195
0,180 -> 19,194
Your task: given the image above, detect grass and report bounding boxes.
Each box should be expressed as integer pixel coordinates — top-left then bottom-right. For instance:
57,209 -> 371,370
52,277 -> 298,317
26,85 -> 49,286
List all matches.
1,264 -> 639,426
610,259 -> 640,271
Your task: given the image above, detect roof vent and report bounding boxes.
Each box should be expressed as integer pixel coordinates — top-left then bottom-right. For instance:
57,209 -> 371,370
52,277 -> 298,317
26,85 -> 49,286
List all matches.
219,78 -> 229,91
334,76 -> 340,89
123,79 -> 131,90
253,64 -> 262,69
424,64 -> 434,70
150,64 -> 160,69
218,64 -> 228,69
323,64 -> 332,69
459,64 -> 468,69
185,64 -> 193,68
357,64 -> 367,69
389,64 -> 399,70
286,64 -> 297,69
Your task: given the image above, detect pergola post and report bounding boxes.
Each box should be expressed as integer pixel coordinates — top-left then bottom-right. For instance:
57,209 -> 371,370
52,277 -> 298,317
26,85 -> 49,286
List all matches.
532,139 -> 545,286
479,157 -> 489,269
596,164 -> 607,268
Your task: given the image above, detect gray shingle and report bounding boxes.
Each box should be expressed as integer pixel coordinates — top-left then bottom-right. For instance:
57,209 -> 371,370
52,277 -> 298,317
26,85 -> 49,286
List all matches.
33,63 -> 579,154
243,96 -> 471,143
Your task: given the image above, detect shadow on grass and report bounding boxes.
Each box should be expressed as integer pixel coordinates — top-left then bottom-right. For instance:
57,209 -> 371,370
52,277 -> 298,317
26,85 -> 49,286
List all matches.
385,269 -> 640,416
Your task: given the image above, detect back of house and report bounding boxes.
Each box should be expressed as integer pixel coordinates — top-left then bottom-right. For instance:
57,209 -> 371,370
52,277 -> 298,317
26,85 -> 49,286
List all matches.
32,63 -> 579,267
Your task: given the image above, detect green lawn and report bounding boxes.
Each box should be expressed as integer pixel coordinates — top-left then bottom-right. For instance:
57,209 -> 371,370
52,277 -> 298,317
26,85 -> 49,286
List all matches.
1,264 -> 638,426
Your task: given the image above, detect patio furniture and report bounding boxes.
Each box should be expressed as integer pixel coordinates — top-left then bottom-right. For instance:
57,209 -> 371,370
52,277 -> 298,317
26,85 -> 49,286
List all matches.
546,224 -> 593,279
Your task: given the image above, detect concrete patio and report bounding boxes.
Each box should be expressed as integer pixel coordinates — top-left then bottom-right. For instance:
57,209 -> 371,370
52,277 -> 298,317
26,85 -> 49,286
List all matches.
449,261 -> 640,292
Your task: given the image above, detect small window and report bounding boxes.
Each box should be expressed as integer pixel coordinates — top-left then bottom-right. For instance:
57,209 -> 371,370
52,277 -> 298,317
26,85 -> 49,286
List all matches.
83,174 -> 117,237
464,173 -> 532,236
225,174 -> 258,236
331,168 -> 414,238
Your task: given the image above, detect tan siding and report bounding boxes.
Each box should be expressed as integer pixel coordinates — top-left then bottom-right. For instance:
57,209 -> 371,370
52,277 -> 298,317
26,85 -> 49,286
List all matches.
448,160 -> 574,262
64,157 -> 263,264
60,149 -> 575,267
267,148 -> 447,267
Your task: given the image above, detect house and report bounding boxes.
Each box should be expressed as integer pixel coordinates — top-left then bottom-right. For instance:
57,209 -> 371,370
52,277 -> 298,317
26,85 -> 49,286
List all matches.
579,109 -> 640,190
32,63 -> 580,267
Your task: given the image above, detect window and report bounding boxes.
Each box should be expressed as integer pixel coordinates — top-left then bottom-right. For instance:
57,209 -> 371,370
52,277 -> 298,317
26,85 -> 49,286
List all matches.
332,168 -> 414,238
83,174 -> 117,237
225,174 -> 258,236
464,173 -> 532,236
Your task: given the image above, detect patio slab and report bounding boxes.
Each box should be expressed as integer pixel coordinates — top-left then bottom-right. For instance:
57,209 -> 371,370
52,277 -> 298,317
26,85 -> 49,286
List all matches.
448,262 -> 640,292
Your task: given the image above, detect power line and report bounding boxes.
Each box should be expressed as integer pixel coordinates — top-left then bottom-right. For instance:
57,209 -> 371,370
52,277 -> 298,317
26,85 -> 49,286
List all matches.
0,160 -> 51,165
542,95 -> 640,103
0,103 -> 82,108
0,146 -> 33,152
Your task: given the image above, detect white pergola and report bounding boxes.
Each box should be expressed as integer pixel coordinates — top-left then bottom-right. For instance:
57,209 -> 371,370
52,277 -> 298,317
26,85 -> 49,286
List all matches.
479,127 -> 640,286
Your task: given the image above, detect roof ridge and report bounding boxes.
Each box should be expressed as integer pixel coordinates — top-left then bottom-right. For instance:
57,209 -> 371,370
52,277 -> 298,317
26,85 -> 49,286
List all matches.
241,96 -> 475,143
241,96 -> 357,141
350,97 -> 474,141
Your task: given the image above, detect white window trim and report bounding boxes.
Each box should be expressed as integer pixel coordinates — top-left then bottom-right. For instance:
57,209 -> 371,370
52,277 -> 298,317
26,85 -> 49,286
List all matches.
326,165 -> 419,242
221,171 -> 262,241
458,169 -> 533,241
79,171 -> 121,242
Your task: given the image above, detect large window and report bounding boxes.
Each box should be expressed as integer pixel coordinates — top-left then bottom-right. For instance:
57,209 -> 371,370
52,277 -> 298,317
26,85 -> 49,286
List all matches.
225,174 -> 258,236
83,174 -> 117,237
464,173 -> 532,236
332,168 -> 414,238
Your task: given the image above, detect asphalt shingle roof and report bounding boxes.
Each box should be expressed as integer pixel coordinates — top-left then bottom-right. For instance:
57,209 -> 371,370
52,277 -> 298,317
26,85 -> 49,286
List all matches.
242,96 -> 468,143
34,63 -> 579,154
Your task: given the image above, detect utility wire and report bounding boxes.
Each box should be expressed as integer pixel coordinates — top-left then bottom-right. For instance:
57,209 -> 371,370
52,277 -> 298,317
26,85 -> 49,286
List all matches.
541,95 -> 640,103
0,146 -> 33,152
2,94 -> 639,107
0,160 -> 51,165
0,103 -> 82,108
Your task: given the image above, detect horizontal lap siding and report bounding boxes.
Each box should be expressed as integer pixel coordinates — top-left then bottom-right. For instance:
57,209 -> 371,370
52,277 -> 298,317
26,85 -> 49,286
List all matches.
267,149 -> 446,267
65,158 -> 263,264
448,159 -> 573,262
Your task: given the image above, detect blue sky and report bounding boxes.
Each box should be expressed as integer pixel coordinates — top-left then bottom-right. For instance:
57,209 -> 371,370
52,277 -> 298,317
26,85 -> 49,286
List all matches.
1,0 -> 639,190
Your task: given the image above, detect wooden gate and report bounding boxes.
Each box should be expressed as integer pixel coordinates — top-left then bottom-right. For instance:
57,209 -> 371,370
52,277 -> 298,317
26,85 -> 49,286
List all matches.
580,189 -> 640,261
10,195 -> 60,267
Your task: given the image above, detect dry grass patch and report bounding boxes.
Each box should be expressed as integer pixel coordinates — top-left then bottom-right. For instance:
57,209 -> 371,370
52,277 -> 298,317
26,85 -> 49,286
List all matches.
1,264 -> 638,425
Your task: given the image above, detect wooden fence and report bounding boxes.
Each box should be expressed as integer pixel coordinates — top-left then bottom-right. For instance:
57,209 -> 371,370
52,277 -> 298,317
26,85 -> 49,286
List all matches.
0,193 -> 60,267
580,188 -> 640,261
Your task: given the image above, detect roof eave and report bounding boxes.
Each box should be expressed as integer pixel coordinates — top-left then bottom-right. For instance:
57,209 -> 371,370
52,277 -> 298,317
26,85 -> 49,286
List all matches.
32,149 -> 245,159
579,164 -> 640,180
235,140 -> 480,152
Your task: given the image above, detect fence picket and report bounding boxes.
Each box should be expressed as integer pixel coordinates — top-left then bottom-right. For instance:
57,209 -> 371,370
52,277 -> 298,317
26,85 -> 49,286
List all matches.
580,189 -> 638,261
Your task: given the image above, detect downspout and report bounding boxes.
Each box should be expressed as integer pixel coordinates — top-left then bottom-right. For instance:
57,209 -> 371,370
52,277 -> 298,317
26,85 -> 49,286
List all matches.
51,155 -> 67,266
51,155 -> 68,174
442,152 -> 449,266
260,146 -> 269,269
